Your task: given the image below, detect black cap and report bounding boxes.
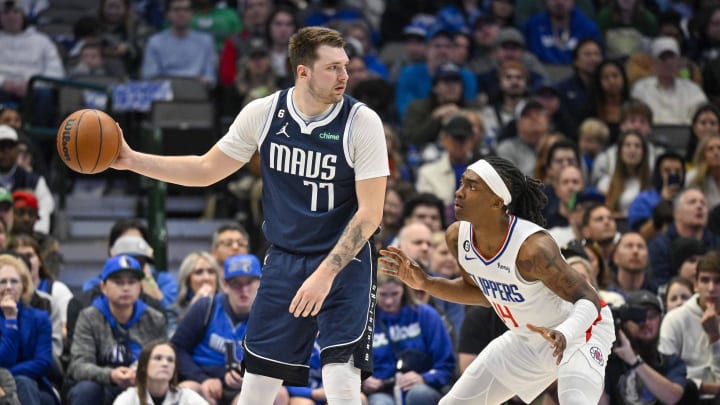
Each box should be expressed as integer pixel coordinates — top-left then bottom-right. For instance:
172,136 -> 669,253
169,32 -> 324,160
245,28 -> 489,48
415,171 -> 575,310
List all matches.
626,290 -> 663,313
433,63 -> 462,83
471,13 -> 497,29
561,239 -> 590,260
442,115 -> 473,138
670,237 -> 707,271
247,37 -> 269,57
532,81 -> 560,98
518,99 -> 545,118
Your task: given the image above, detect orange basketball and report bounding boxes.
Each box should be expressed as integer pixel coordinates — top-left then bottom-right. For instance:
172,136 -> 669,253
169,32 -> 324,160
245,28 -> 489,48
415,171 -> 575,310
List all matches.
56,109 -> 121,174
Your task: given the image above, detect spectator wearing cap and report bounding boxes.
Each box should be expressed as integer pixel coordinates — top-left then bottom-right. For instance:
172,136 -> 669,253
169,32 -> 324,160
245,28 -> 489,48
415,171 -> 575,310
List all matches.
0,125 -> 54,234
475,27 -> 547,99
522,0 -> 601,65
403,62 -> 479,147
141,0 -> 217,87
496,100 -> 548,176
382,23 -> 429,82
631,36 -> 707,125
480,61 -> 528,146
648,188 -> 720,289
189,0 -> 241,52
628,152 -> 685,240
556,38 -> 603,119
532,81 -> 578,140
670,237 -> 707,283
171,254 -> 288,405
10,189 -> 62,277
232,37 -> 278,109
415,114 -> 482,208
604,289 -> 695,405
66,255 -> 167,405
218,0 -> 272,88
395,28 -> 478,120
0,0 -> 64,129
0,187 -> 13,234
659,250 -> 720,399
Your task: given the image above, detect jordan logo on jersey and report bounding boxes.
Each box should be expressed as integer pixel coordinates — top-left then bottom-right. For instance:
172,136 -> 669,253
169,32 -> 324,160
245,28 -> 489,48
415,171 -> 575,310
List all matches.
276,122 -> 289,138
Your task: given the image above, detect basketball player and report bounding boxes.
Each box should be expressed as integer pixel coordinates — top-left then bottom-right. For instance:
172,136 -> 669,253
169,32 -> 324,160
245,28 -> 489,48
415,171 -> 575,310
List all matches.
112,27 -> 388,404
379,156 -> 614,405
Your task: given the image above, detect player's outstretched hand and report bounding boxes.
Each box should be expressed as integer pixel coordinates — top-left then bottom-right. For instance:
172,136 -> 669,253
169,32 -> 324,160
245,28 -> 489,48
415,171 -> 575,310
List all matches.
378,246 -> 428,291
110,123 -> 134,171
527,323 -> 566,365
289,268 -> 334,318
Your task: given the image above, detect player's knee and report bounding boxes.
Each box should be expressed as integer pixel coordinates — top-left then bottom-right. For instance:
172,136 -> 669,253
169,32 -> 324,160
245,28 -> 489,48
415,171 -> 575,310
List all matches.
322,362 -> 361,402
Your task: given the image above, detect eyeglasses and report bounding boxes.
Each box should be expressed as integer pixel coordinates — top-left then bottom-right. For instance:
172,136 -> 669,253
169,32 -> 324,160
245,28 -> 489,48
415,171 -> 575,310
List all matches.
217,239 -> 248,248
0,278 -> 21,286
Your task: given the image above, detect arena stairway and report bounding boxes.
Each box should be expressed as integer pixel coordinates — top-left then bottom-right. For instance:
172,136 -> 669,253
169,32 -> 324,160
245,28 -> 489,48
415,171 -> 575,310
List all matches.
56,193 -> 229,294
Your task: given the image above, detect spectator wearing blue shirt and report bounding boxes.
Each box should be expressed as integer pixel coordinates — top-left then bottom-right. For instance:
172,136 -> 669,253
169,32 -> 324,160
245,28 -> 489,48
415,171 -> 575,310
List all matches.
362,274 -> 455,405
395,28 -> 477,121
171,254 -> 288,405
141,0 -> 217,87
523,0 -> 601,65
0,254 -> 54,405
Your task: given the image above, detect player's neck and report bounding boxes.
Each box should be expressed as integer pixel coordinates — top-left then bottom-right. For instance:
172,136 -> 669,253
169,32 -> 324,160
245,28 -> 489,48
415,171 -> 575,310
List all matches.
292,87 -> 333,117
471,215 -> 512,256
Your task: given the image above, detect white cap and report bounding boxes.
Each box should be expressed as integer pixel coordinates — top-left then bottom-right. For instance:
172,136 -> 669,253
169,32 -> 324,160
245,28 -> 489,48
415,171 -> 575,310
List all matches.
0,125 -> 18,142
651,36 -> 679,58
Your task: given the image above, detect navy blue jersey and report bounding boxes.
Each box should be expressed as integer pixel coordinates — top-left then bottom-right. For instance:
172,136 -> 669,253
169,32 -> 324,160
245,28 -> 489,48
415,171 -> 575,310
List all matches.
259,89 -> 364,253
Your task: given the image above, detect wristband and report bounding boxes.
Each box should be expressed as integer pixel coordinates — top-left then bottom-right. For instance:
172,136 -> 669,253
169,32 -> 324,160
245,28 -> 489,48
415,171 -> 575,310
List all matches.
628,355 -> 643,370
554,299 -> 598,342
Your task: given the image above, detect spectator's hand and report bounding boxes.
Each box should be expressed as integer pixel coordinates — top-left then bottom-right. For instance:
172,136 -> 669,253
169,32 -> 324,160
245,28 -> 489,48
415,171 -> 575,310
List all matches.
378,246 -> 428,291
527,324 -> 566,364
201,378 -> 222,401
361,376 -> 384,394
396,371 -> 425,391
431,103 -> 461,120
0,293 -> 17,319
701,301 -> 720,343
612,330 -> 636,364
110,367 -> 135,387
190,284 -> 215,305
289,267 -> 334,317
224,369 -> 243,390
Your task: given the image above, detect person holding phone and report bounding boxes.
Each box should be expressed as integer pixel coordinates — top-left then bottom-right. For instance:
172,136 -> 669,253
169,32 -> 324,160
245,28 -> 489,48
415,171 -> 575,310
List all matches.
170,254 -> 289,405
628,152 -> 686,240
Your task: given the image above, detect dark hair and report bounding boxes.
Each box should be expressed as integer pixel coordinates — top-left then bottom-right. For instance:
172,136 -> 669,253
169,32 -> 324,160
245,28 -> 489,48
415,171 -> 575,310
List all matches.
697,251 -> 720,277
72,16 -> 103,39
620,99 -> 653,126
402,193 -> 445,228
288,27 -> 345,77
685,103 -> 720,162
135,340 -> 178,405
587,60 -> 630,119
9,235 -> 54,281
484,156 -> 547,227
572,38 -> 602,61
651,151 -> 685,191
545,138 -> 580,171
108,218 -> 150,249
580,201 -> 608,227
211,223 -> 249,249
265,4 -> 299,45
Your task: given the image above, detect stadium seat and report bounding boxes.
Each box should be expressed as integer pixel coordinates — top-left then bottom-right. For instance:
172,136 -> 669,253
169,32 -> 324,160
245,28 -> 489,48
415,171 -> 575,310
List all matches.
650,125 -> 690,158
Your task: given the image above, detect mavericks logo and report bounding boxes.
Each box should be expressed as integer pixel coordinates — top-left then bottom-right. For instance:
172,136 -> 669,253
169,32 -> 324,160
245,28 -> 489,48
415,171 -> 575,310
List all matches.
318,131 -> 340,141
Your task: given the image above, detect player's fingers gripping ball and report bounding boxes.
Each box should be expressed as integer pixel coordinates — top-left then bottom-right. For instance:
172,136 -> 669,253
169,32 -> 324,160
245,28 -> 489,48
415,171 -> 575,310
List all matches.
57,109 -> 121,174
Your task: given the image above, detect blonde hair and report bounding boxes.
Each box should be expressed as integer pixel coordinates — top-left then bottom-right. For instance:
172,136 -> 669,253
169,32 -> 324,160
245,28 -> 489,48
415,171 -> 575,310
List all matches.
377,272 -> 418,307
0,254 -> 34,304
578,118 -> 610,145
690,133 -> 720,188
566,256 -> 598,289
176,251 -> 221,308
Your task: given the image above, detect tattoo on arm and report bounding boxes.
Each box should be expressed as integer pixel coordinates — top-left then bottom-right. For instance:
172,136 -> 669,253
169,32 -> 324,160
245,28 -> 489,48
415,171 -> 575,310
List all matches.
518,235 -> 587,302
326,217 -> 369,274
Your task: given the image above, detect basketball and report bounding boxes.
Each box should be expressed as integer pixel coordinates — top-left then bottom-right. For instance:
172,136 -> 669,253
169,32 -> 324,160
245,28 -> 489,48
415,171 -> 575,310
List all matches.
56,109 -> 121,174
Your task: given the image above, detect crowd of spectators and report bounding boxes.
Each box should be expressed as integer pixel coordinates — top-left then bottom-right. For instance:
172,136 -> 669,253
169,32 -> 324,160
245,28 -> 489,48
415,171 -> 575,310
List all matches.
5,0 -> 720,403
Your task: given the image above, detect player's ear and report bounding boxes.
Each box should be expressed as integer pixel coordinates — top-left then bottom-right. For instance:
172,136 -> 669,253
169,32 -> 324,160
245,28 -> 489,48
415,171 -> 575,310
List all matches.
297,64 -> 308,79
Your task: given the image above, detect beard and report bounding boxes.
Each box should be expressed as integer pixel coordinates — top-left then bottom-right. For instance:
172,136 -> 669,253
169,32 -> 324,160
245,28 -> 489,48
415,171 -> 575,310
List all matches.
308,78 -> 343,105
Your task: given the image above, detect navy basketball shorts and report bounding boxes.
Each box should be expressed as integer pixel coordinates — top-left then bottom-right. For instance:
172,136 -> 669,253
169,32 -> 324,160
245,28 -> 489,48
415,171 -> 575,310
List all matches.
242,241 -> 376,386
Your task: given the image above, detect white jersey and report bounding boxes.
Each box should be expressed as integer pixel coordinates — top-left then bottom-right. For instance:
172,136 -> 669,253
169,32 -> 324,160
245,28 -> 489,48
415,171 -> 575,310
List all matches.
458,217 -> 574,340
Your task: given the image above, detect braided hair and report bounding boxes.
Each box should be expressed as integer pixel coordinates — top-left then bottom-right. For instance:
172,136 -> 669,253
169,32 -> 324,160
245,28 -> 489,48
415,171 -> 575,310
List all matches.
483,156 -> 548,227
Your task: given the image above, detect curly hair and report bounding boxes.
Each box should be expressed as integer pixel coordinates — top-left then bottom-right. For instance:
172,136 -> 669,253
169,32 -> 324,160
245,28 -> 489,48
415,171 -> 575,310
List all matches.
484,156 -> 548,227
